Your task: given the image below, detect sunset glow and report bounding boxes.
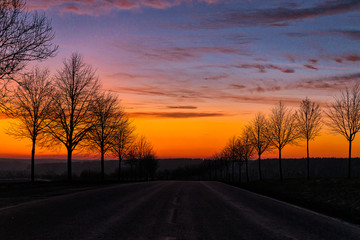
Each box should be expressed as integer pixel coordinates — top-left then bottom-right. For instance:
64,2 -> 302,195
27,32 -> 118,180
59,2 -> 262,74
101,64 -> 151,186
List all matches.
1,0 -> 360,159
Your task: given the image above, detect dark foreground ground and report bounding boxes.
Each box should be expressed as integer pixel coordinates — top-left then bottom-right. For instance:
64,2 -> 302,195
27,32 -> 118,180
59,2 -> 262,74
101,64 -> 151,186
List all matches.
235,178 -> 360,225
0,181 -> 360,240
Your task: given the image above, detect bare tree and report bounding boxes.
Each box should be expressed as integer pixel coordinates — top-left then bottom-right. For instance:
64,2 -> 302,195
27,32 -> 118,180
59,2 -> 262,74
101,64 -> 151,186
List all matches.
268,101 -> 299,181
3,67 -> 53,182
45,53 -> 99,181
136,136 -> 157,180
126,136 -> 157,180
0,0 -> 57,81
110,114 -> 136,181
241,127 -> 254,183
248,113 -> 271,181
295,97 -> 322,180
222,136 -> 238,182
326,85 -> 360,179
84,92 -> 121,180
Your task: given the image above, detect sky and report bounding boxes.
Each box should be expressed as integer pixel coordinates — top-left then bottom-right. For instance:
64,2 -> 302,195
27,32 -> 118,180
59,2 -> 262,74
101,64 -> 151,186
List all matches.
1,0 -> 360,159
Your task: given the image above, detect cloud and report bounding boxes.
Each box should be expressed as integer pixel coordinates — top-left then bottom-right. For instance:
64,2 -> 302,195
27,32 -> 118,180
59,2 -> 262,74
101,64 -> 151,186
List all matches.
304,64 -> 319,70
166,106 -> 198,109
112,41 -> 250,63
343,54 -> 360,62
108,84 -> 301,106
235,64 -> 295,73
229,84 -> 246,89
206,0 -> 360,28
328,30 -> 360,40
250,86 -> 282,93
204,74 -> 228,81
109,86 -> 209,99
129,111 -> 225,118
26,0 -> 226,15
285,29 -> 360,41
333,54 -> 360,63
139,46 -> 249,62
289,72 -> 360,91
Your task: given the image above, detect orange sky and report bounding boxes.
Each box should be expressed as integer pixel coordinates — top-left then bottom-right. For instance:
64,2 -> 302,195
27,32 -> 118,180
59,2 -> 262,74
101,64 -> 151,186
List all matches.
1,114 -> 360,160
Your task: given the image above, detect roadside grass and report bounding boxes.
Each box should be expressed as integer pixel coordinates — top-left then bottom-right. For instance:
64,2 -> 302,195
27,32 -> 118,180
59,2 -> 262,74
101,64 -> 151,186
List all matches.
229,178 -> 360,225
0,181 -> 121,208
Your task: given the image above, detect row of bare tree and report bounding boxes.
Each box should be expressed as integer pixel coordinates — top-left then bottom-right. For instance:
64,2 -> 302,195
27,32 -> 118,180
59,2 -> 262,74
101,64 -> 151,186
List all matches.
1,53 -> 156,182
0,0 -> 156,182
214,85 -> 360,181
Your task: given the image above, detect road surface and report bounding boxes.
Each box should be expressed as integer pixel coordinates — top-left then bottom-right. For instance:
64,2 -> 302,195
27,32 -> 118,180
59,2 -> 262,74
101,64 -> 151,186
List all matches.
0,181 -> 359,239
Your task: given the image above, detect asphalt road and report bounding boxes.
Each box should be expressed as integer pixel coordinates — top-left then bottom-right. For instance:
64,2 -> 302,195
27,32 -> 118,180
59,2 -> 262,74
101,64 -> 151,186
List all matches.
0,181 -> 360,240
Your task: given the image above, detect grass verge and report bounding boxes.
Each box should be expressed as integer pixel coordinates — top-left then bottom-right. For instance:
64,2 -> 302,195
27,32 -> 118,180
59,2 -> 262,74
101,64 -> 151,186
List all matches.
227,178 -> 360,225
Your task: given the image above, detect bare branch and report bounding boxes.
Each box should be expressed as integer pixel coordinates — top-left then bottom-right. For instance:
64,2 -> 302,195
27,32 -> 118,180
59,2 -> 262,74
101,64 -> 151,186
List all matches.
0,0 -> 57,81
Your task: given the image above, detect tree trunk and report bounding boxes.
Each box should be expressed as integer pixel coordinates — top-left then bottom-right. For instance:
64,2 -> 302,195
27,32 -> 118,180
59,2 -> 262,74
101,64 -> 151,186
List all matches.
232,160 -> 235,182
348,140 -> 352,179
214,162 -> 217,180
307,139 -> 310,180
279,148 -> 283,181
31,139 -> 36,183
101,150 -> 105,181
118,155 -> 122,181
220,164 -> 223,180
238,160 -> 242,183
67,148 -> 72,181
226,164 -> 229,182
258,153 -> 262,181
245,158 -> 249,183
209,163 -> 212,180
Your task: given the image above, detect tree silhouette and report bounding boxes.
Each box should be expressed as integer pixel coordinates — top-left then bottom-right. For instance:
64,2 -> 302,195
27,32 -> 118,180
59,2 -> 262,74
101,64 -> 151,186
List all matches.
3,67 -> 53,182
326,84 -> 360,179
84,92 -> 121,180
135,136 -> 157,180
268,101 -> 299,181
241,127 -> 254,183
126,136 -> 157,180
110,114 -> 135,181
295,97 -> 322,180
45,53 -> 99,181
222,136 -> 238,182
248,113 -> 271,181
0,0 -> 57,81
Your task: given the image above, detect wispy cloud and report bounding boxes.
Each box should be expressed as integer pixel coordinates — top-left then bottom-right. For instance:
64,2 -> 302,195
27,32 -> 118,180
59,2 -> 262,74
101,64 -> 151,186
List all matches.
229,84 -> 246,89
235,63 -> 295,73
27,0 -> 225,15
289,72 -> 360,91
134,45 -> 250,62
201,0 -> 360,28
328,30 -> 360,40
285,29 -> 360,41
303,64 -> 319,70
166,106 -> 198,109
129,111 -> 226,118
334,54 -> 360,63
204,74 -> 229,81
